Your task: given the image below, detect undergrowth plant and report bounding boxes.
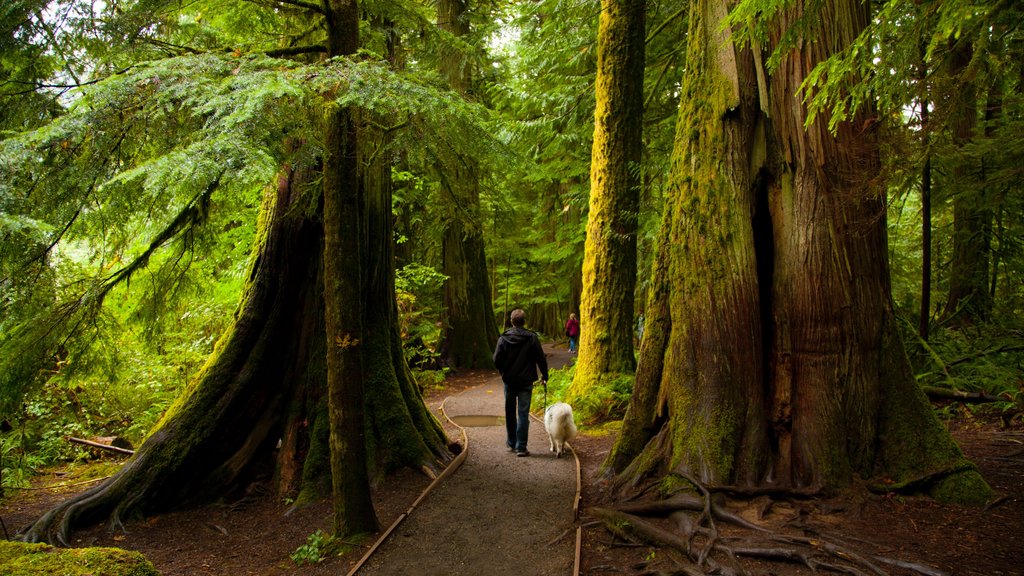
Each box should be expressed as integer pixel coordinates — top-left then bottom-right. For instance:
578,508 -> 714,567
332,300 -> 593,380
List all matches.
900,320 -> 1024,423
290,529 -> 334,566
533,365 -> 632,426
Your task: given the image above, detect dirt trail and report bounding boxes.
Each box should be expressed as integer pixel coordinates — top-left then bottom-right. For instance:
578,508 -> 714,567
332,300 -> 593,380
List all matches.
355,370 -> 579,576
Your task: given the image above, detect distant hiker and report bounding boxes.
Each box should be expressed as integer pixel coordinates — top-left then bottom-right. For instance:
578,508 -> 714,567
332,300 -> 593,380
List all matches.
564,313 -> 580,354
493,308 -> 549,457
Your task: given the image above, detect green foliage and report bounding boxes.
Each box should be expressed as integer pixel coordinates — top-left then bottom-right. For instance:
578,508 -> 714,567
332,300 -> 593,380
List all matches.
535,364 -> 632,425
534,365 -> 575,411
396,262 -> 447,365
902,323 -> 1024,413
290,529 -> 335,566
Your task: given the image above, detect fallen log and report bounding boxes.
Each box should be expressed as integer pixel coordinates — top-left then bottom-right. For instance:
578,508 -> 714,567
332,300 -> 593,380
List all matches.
922,386 -> 1004,404
67,436 -> 135,456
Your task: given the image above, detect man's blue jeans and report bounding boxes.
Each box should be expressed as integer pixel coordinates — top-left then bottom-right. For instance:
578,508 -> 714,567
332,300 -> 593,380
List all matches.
504,382 -> 533,452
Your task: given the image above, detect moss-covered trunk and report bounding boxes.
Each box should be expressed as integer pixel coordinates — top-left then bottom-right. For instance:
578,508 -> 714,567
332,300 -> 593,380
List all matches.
361,123 -> 451,476
567,0 -> 645,411
435,0 -> 499,369
22,169 -> 327,544
22,26 -> 453,544
322,0 -> 379,537
610,0 -> 991,504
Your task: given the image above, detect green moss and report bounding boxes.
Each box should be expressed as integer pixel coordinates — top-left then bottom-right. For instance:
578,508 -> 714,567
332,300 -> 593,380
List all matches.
669,403 -> 739,482
0,541 -> 159,576
928,469 -> 993,505
658,473 -> 696,497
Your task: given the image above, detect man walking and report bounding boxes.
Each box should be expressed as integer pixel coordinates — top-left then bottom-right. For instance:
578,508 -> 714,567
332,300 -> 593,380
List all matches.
493,309 -> 549,457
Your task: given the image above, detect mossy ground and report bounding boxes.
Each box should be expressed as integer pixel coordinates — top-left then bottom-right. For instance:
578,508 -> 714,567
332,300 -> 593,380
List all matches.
0,541 -> 158,576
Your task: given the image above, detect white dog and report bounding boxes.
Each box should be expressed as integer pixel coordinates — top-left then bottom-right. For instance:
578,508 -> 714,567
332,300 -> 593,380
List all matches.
544,402 -> 577,458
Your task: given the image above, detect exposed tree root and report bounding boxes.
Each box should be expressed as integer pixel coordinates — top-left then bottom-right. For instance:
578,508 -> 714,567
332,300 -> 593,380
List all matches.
866,462 -> 978,495
588,474 -> 950,576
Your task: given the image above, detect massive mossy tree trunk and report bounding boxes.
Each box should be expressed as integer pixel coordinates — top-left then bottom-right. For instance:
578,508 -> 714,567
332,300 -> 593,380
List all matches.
435,0 -> 499,369
608,0 -> 991,504
362,122 -> 452,479
21,169 -> 324,544
21,22 -> 453,549
567,0 -> 645,412
22,165 -> 451,547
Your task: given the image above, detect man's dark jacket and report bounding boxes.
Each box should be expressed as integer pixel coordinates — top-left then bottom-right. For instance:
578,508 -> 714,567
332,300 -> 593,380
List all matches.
493,327 -> 549,389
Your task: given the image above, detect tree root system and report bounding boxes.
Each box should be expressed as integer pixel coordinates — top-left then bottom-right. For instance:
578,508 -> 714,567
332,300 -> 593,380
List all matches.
588,473 -> 949,576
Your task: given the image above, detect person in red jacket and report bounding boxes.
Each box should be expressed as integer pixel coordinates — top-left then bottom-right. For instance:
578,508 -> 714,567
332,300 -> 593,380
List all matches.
493,309 -> 549,457
564,313 -> 580,353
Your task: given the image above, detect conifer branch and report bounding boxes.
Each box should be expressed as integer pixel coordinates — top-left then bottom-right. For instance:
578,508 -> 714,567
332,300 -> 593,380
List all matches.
646,5 -> 686,45
94,174 -> 222,303
246,0 -> 325,15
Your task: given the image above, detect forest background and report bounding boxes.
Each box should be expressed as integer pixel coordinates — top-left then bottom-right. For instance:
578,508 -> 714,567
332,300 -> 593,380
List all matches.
0,0 -> 1022,561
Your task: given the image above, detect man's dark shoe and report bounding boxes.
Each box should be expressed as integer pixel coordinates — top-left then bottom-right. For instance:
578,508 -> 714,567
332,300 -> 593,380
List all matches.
516,450 -> 530,457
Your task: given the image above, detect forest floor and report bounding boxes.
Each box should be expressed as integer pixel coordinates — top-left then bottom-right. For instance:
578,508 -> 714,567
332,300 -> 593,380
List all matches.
1,343 -> 1022,575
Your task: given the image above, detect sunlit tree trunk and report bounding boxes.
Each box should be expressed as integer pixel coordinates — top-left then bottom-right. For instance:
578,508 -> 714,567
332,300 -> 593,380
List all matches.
435,0 -> 499,369
609,0 -> 991,504
567,0 -> 645,413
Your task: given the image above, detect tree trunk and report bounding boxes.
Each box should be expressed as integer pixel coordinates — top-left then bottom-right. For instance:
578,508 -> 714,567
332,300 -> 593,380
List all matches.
919,131 -> 933,340
568,0 -> 645,413
941,39 -> 992,326
435,0 -> 499,369
322,0 -> 379,537
609,0 -> 991,504
22,170 -> 326,545
917,38 -> 933,341
361,120 -> 452,477
21,74 -> 453,554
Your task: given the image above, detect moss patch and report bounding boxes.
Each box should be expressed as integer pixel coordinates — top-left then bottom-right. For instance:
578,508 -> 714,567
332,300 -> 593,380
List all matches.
928,468 -> 994,506
0,541 -> 159,576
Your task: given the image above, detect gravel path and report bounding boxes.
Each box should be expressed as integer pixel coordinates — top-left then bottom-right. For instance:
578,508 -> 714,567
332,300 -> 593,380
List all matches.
356,372 -> 578,576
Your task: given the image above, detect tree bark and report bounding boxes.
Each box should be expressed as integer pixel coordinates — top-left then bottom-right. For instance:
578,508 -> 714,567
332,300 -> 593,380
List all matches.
610,0 -> 991,504
322,0 -> 380,537
435,0 -> 499,369
568,0 -> 645,412
941,38 -> 992,326
918,48 -> 932,340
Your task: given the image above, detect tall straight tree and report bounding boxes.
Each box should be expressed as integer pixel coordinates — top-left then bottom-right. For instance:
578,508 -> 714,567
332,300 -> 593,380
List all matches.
940,38 -> 992,326
434,0 -> 499,369
322,0 -> 379,536
15,0 -> 453,544
567,0 -> 645,412
607,0 -> 990,503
